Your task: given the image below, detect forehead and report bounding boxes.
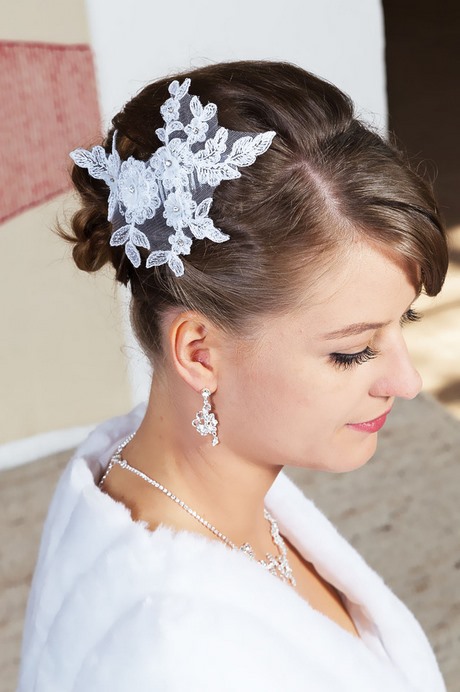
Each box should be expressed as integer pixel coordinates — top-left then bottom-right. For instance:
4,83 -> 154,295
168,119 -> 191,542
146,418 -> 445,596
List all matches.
290,241 -> 419,331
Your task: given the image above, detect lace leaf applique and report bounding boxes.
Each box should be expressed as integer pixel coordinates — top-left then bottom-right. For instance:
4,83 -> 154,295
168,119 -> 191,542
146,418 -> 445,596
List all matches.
227,132 -> 276,167
193,129 -> 276,186
70,146 -> 109,181
125,241 -> 141,268
107,190 -> 118,222
188,198 -> 230,242
169,78 -> 191,100
110,224 -> 150,268
109,225 -> 131,246
160,78 -> 190,123
146,250 -> 185,277
201,222 -> 230,243
168,252 -> 185,276
131,228 -> 150,250
194,131 -> 276,186
146,250 -> 169,268
194,128 -> 229,166
70,142 -> 120,221
155,128 -> 167,144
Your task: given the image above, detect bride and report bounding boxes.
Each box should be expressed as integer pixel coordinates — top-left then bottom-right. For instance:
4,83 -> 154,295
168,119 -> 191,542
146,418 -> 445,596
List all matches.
19,61 -> 447,691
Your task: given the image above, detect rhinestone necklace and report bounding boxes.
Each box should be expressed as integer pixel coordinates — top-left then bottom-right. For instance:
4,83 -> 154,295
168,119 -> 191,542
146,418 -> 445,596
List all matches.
99,433 -> 296,587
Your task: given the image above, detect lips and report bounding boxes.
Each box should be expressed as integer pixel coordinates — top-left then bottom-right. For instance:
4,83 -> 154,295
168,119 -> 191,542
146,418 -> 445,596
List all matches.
346,408 -> 392,433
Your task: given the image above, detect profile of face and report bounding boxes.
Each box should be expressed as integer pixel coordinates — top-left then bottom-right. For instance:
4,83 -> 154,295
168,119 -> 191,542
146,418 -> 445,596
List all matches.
214,240 -> 422,474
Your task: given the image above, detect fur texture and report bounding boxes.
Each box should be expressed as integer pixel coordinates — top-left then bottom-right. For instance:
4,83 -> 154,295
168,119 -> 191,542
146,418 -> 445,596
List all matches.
18,405 -> 445,691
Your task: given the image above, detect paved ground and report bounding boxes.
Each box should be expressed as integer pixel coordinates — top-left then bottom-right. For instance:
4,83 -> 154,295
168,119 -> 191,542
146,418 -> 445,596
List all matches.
2,392 -> 459,691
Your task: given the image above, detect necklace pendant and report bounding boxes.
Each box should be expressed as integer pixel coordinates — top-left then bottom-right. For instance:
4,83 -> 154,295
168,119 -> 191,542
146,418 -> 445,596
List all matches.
277,555 -> 296,586
260,554 -> 278,578
238,534 -> 297,587
239,543 -> 256,559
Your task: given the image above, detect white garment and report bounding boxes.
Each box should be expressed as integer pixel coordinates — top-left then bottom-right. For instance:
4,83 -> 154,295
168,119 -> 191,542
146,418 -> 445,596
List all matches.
18,404 -> 446,692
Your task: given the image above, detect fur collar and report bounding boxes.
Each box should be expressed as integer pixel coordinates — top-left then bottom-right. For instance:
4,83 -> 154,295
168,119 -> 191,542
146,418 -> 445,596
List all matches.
19,405 -> 445,691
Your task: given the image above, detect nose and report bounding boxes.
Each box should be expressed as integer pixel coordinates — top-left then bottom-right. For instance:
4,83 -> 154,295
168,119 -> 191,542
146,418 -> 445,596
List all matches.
370,337 -> 423,400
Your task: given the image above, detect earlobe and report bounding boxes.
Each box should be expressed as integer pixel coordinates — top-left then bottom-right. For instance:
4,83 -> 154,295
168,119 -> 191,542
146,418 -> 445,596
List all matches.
169,312 -> 218,392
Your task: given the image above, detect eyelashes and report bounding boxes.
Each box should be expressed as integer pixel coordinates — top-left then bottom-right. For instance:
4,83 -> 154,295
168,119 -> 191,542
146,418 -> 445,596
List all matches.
399,307 -> 421,325
330,308 -> 422,370
330,346 -> 380,370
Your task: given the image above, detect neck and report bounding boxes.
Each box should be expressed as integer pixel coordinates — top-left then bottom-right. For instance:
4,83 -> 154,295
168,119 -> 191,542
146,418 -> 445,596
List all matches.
122,376 -> 282,546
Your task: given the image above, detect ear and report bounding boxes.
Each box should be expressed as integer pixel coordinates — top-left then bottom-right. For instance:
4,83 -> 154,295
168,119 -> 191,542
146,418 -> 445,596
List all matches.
168,311 -> 220,393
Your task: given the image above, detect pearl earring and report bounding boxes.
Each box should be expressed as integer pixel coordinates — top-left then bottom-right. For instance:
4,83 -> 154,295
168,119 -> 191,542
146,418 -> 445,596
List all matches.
192,388 -> 219,446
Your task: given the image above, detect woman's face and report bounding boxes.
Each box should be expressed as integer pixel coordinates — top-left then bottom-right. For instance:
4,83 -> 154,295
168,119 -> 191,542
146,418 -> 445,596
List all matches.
218,240 -> 422,473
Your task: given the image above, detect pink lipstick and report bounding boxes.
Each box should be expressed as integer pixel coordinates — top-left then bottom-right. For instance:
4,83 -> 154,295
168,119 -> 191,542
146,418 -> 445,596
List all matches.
346,408 -> 392,433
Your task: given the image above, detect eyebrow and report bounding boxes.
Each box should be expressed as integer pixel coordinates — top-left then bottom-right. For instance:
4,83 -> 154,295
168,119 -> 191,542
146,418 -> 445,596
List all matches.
321,321 -> 391,340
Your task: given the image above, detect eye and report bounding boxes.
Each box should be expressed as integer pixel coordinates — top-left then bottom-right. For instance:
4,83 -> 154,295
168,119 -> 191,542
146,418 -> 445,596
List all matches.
400,308 -> 422,326
329,346 -> 380,370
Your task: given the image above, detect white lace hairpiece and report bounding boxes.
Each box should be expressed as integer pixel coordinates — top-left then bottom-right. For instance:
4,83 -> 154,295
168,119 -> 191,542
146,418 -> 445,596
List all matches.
70,78 -> 276,277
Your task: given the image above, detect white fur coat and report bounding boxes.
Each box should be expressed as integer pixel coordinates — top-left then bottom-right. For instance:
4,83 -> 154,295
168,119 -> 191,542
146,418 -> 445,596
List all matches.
18,405 -> 445,691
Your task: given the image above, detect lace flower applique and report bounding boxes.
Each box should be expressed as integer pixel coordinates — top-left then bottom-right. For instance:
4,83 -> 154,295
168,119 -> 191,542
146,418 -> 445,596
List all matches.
70,78 -> 276,277
117,158 -> 160,225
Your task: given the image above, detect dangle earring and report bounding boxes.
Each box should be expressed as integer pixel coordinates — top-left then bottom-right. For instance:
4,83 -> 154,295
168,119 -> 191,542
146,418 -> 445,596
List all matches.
192,388 -> 219,446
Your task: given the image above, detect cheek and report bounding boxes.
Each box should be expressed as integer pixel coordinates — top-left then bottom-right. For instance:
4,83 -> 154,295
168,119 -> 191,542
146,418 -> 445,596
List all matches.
219,351 -> 328,459
218,342 -> 377,470
227,347 -> 353,431
216,349 -> 302,456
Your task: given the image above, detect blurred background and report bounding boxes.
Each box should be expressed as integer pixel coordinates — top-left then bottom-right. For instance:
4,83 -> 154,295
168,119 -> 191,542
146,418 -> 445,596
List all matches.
1,0 -> 459,690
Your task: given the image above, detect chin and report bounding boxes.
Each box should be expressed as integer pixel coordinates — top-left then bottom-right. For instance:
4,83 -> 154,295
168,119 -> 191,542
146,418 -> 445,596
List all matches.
289,431 -> 379,473
330,434 -> 379,473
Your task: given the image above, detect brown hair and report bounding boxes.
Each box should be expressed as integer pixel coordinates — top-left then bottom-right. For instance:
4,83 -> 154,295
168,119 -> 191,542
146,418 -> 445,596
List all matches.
62,60 -> 448,364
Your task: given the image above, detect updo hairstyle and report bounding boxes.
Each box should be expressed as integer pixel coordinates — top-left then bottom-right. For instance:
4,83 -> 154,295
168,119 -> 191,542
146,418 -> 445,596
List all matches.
62,61 -> 448,365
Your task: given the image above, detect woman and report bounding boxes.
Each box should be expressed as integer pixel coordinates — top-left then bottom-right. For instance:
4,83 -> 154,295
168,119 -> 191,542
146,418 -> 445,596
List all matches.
19,61 -> 448,691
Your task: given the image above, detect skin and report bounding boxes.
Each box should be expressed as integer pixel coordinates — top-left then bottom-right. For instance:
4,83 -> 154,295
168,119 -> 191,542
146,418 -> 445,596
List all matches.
105,239 -> 422,560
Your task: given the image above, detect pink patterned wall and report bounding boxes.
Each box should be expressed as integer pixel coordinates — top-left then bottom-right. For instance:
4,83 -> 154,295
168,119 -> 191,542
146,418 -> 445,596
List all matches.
0,41 -> 101,224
